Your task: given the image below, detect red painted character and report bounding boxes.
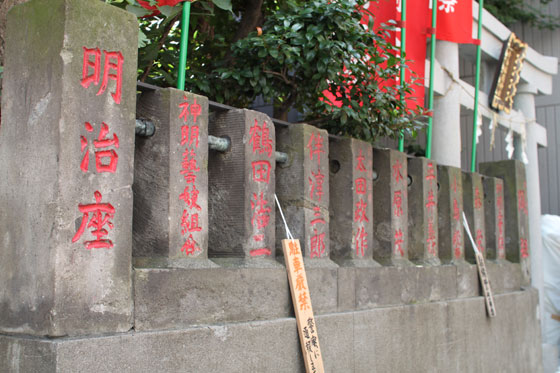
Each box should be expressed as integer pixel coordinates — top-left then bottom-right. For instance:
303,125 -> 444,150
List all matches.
394,228 -> 404,257
179,97 -> 202,124
453,198 -> 460,221
307,132 -> 325,165
299,291 -> 310,311
310,229 -> 326,258
426,163 -> 435,184
520,238 -> 529,258
181,125 -> 200,148
251,192 -> 271,229
72,190 -> 115,249
355,177 -> 367,195
80,121 -> 119,174
181,148 -> 200,184
518,190 -> 528,216
356,149 -> 366,172
249,119 -> 273,157
179,184 -> 202,211
452,230 -> 462,258
426,218 -> 436,255
475,229 -> 485,253
309,169 -> 325,201
393,190 -> 403,217
252,160 -> 271,183
425,190 -> 436,211
310,206 -> 326,226
81,47 -> 123,104
355,226 -> 367,257
474,187 -> 482,209
180,210 -> 202,235
181,234 -> 200,256
392,159 -> 404,184
354,199 -> 369,223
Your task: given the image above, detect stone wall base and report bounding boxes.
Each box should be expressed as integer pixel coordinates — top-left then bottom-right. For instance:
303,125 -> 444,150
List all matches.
0,289 -> 542,372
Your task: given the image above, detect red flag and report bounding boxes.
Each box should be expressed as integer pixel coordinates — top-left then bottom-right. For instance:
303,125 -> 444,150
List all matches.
433,0 -> 474,44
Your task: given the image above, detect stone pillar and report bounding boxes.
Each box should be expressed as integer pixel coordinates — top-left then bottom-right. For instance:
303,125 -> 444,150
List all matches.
0,0 -> 137,336
407,157 -> 440,265
482,176 -> 506,261
372,148 -> 411,266
328,137 -> 377,267
276,123 -> 332,264
432,41 -> 462,168
479,160 -> 530,285
133,89 -> 215,268
437,166 -> 465,263
208,109 -> 277,266
462,172 -> 486,262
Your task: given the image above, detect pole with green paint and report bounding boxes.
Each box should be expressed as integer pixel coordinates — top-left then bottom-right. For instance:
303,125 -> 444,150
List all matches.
177,1 -> 192,91
470,0 -> 483,172
425,0 -> 437,159
398,0 -> 407,152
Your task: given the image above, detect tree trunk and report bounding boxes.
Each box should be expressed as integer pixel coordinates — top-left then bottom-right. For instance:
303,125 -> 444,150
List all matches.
0,0 -> 28,66
232,0 -> 264,42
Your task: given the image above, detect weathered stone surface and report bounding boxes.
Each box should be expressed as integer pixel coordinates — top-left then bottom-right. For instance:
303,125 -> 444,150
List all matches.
134,88 -> 215,268
407,157 -> 440,265
437,165 -> 465,263
0,290 -> 541,372
480,160 -> 531,284
276,123 -> 331,263
372,148 -> 411,266
483,176 -> 507,261
208,109 -> 277,265
0,0 -> 136,336
329,137 -> 378,266
462,172 -> 487,262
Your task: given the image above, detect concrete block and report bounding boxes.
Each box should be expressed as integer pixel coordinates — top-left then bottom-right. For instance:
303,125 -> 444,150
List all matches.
134,88 -> 215,268
456,262 -> 479,298
133,266 -> 338,331
0,0 -> 136,336
407,157 -> 440,265
480,160 -> 531,284
483,176 -> 507,261
329,137 -> 378,266
486,261 -> 522,294
372,148 -> 412,266
437,165 -> 465,263
276,123 -> 331,262
462,172 -> 487,262
208,109 -> 277,265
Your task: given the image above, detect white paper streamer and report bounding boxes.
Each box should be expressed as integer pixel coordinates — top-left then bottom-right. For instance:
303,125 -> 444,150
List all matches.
505,128 -> 514,159
475,112 -> 483,145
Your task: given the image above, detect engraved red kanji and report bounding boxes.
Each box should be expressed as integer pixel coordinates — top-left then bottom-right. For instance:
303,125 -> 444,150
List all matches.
249,119 -> 273,157
393,190 -> 403,217
252,160 -> 271,184
453,198 -> 460,221
307,132 -> 325,165
520,238 -> 529,258
518,190 -> 528,216
452,175 -> 458,193
355,177 -> 367,195
474,187 -> 483,209
81,47 -> 123,104
251,192 -> 271,229
309,169 -> 325,201
426,218 -> 437,255
355,226 -> 367,257
181,125 -> 200,148
310,229 -> 326,258
181,148 -> 200,183
80,121 -> 119,173
180,210 -> 202,235
181,234 -> 200,256
475,229 -> 485,253
425,190 -> 436,211
394,228 -> 404,257
392,159 -> 404,184
179,184 -> 202,211
426,162 -> 435,183
310,206 -> 326,226
179,96 -> 202,124
356,149 -> 366,172
354,199 -> 368,223
72,191 -> 115,249
453,230 -> 462,258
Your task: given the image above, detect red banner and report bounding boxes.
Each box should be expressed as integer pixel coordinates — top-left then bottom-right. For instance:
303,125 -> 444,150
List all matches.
433,0 -> 474,44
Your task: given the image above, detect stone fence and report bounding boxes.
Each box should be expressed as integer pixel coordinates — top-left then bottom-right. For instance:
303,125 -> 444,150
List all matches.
0,1 -> 541,372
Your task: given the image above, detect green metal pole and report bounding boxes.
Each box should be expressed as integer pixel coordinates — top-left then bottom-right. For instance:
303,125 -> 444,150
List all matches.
177,1 -> 191,91
425,0 -> 438,159
470,0 -> 483,172
398,0 -> 407,152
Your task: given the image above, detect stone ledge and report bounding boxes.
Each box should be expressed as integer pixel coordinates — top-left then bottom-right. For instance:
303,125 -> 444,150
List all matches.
0,289 -> 541,372
133,261 -> 522,331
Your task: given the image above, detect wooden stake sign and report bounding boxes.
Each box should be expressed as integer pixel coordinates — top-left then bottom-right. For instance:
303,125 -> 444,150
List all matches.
463,213 -> 497,317
282,239 -> 325,373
